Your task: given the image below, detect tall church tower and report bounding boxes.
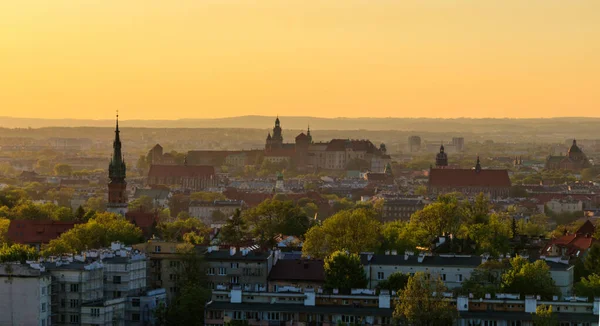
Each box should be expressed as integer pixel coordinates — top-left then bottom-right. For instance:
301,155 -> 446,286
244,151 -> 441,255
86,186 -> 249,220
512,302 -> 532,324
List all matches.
435,144 -> 448,168
107,114 -> 128,216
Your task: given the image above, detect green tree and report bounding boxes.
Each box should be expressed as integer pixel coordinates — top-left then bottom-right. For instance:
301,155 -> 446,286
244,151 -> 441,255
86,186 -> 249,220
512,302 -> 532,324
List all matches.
0,243 -> 39,263
394,272 -> 457,326
323,250 -> 367,292
502,257 -> 560,300
53,163 -> 73,176
244,199 -> 310,249
302,208 -> 381,259
219,209 -> 250,249
410,199 -> 461,246
42,212 -> 143,255
155,244 -> 211,326
574,274 -> 600,300
0,218 -> 9,243
379,221 -> 420,254
157,217 -> 208,242
376,271 -> 409,293
129,195 -> 155,211
415,185 -> 428,196
533,304 -> 558,326
84,196 -> 106,212
584,243 -> 600,275
457,260 -> 506,298
519,214 -> 550,237
211,210 -> 227,223
190,191 -> 227,202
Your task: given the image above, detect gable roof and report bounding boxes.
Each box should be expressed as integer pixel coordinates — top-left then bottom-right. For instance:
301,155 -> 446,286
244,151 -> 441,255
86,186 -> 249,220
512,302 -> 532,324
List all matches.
8,220 -> 79,245
148,165 -> 215,178
429,168 -> 511,188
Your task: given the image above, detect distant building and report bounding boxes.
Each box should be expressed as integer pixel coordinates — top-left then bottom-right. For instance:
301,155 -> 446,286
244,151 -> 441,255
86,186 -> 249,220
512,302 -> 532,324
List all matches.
147,164 -> 216,191
546,139 -> 591,172
189,200 -> 243,224
147,144 -> 176,165
546,197 -> 583,214
452,137 -> 465,151
382,198 -> 425,221
408,135 -> 421,152
435,144 -> 448,168
428,156 -> 511,198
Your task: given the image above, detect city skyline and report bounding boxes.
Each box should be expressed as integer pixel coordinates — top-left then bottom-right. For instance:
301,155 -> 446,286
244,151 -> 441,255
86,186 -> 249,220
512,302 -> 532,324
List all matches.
1,1 -> 599,120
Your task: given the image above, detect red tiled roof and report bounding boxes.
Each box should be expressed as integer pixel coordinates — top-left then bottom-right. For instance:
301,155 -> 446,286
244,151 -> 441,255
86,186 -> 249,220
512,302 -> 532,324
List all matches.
148,165 -> 215,178
428,168 -> 511,188
8,220 -> 79,245
268,260 -> 325,282
126,211 -> 158,238
576,220 -> 596,235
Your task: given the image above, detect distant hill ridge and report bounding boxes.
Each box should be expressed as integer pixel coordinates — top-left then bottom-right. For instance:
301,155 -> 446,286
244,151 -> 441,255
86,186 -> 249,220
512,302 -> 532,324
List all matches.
1,115 -> 599,132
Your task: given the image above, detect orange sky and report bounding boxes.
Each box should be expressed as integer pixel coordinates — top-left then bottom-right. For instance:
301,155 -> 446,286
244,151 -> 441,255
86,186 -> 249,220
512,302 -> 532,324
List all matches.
1,1 -> 598,120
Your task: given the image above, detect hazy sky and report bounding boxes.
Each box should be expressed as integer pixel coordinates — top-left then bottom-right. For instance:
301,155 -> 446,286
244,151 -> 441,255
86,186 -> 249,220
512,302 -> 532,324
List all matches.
1,1 -> 598,120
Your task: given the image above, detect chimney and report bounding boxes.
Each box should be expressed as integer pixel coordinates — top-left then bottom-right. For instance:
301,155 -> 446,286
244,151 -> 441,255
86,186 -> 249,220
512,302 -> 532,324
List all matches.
229,246 -> 237,256
457,296 -> 469,312
391,250 -> 397,256
378,290 -> 391,308
417,252 -> 425,263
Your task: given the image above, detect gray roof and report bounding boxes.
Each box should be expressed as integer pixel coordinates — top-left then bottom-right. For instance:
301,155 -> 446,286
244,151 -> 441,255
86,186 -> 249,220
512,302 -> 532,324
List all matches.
361,254 -> 573,271
205,250 -> 271,262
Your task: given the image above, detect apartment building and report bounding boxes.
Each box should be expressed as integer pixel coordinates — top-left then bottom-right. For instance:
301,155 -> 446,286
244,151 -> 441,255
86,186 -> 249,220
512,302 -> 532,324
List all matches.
361,252 -> 575,296
103,242 -> 147,300
205,246 -> 273,292
133,239 -> 184,300
188,200 -> 243,223
0,263 -> 52,326
46,259 -> 105,326
205,287 -> 600,326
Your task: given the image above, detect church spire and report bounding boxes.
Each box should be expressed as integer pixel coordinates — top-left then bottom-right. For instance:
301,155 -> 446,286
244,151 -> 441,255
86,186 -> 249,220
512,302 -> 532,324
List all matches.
109,112 -> 126,182
475,155 -> 482,172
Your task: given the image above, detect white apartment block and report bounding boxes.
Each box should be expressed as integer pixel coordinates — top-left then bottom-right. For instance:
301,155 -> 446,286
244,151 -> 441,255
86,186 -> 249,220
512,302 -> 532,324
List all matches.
0,263 -> 52,326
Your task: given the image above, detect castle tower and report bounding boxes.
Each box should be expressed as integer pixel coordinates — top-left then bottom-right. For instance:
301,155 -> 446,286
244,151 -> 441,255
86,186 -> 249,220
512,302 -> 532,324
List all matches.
270,116 -> 283,149
107,114 -> 128,216
435,144 -> 448,168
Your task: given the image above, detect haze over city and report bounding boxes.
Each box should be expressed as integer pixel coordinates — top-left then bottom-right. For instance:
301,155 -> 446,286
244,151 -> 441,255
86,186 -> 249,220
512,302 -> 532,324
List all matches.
1,0 -> 599,120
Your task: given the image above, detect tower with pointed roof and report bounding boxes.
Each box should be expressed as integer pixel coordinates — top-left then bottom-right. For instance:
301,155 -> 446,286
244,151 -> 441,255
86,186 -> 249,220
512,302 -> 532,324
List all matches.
435,144 -> 448,168
107,114 -> 128,215
474,156 -> 482,172
266,116 -> 284,150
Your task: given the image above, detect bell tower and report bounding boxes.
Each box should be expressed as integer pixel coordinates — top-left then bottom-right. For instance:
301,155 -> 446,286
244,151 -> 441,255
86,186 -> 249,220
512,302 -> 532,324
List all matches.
107,113 -> 128,215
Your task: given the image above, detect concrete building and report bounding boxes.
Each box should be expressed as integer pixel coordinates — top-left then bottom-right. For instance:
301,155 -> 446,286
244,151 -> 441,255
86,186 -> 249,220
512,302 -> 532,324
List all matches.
361,252 -> 575,297
188,200 -> 243,223
205,246 -> 274,293
381,198 -> 425,221
0,263 -> 52,326
133,239 -> 186,301
102,242 -> 147,300
546,197 -> 583,214
80,297 -> 126,326
205,287 -> 600,326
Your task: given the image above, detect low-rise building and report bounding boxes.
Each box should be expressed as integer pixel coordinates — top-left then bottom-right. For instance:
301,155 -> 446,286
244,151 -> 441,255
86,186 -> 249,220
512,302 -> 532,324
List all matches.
382,198 -> 425,221
361,252 -> 575,297
189,200 -> 244,223
546,197 -> 583,214
267,258 -> 325,292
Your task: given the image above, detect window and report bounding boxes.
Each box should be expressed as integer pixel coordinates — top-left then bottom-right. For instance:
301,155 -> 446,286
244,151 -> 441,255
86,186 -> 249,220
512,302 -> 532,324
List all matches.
69,299 -> 79,308
131,299 -> 140,307
155,245 -> 161,252
60,315 -> 65,323
113,276 -> 122,284
268,312 -> 280,320
60,299 -> 66,308
70,284 -> 79,292
169,261 -> 180,268
207,267 -> 215,275
41,319 -> 46,326
231,276 -> 239,284
457,274 -> 463,282
231,262 -> 239,269
41,303 -> 46,312
91,308 -> 100,317
233,311 -> 243,320
113,291 -> 122,298
132,313 -> 140,321
377,272 -> 384,280
41,286 -> 46,295
341,316 -> 356,323
70,315 -> 80,324
219,267 -> 226,275
441,274 -> 447,281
